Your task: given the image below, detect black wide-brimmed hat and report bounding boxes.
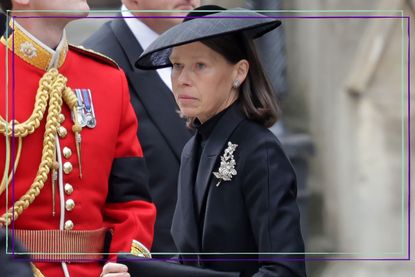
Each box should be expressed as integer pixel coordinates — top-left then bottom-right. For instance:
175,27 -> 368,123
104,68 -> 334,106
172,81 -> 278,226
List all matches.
135,5 -> 281,70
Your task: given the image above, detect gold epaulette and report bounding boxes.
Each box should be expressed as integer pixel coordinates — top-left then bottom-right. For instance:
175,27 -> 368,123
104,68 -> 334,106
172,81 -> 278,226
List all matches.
69,44 -> 120,69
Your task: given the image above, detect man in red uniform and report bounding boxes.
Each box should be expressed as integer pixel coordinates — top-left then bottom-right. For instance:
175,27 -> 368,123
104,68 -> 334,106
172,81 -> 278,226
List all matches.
0,0 -> 156,276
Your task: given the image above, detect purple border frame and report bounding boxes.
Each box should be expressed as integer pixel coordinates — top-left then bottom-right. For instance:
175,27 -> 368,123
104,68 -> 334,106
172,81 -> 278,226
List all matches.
5,14 -> 411,263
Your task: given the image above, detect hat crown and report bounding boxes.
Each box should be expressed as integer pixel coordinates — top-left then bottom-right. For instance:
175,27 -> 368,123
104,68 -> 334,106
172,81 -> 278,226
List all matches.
183,5 -> 226,22
136,7 -> 282,70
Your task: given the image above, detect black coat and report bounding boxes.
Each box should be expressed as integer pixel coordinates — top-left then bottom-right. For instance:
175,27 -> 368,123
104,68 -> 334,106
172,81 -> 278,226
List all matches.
83,19 -> 192,254
0,229 -> 33,277
171,103 -> 307,277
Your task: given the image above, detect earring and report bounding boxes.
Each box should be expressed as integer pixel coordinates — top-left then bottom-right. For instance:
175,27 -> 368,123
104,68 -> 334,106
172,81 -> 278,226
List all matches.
232,80 -> 240,89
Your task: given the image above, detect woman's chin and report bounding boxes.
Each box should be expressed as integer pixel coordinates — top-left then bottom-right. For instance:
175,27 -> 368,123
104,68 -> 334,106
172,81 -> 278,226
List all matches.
178,108 -> 197,119
180,112 -> 194,119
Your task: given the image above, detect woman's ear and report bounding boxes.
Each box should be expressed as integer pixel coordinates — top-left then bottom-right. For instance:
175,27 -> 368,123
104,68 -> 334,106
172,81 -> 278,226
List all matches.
234,59 -> 249,85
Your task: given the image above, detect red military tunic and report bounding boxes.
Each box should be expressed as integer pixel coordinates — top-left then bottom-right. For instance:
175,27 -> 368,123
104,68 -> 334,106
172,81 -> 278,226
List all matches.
0,21 -> 156,276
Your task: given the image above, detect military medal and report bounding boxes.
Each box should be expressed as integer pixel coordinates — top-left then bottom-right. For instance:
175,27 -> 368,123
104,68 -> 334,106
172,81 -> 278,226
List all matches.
82,89 -> 97,128
73,88 -> 96,128
72,88 -> 97,179
74,89 -> 87,127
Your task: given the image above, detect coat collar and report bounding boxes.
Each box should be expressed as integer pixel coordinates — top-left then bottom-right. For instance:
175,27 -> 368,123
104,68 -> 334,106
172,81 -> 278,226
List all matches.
172,103 -> 245,253
171,135 -> 200,254
110,18 -> 142,71
1,20 -> 68,71
193,103 -> 245,216
121,6 -> 160,53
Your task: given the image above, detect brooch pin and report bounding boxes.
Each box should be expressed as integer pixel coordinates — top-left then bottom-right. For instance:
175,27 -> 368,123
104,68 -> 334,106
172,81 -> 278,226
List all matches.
213,141 -> 238,187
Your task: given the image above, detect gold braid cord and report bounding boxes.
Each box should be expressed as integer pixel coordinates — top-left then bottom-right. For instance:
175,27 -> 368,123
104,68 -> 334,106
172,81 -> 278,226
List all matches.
0,68 -> 80,227
31,264 -> 45,277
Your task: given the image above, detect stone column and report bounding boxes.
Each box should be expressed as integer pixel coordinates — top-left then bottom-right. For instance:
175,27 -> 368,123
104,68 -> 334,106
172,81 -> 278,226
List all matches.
282,0 -> 414,275
321,4 -> 415,274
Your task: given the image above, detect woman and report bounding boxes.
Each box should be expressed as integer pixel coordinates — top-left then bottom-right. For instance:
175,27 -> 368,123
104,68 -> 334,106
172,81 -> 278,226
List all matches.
103,5 -> 306,277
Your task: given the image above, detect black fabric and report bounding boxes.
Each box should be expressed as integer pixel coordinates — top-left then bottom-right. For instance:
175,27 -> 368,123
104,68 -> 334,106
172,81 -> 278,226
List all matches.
193,104 -> 232,233
183,5 -> 226,22
101,229 -> 113,263
171,104 -> 307,276
0,13 -> 6,37
84,19 -> 192,254
135,7 -> 281,70
1,16 -> 13,39
117,254 -> 239,277
195,105 -> 229,141
0,229 -> 34,277
107,157 -> 151,203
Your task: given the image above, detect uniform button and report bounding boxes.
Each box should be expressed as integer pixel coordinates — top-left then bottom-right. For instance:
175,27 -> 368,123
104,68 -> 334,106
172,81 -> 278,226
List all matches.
63,162 -> 73,174
58,126 -> 68,138
62,147 -> 72,159
58,114 -> 65,123
64,183 -> 73,195
65,199 -> 75,211
64,220 -> 74,230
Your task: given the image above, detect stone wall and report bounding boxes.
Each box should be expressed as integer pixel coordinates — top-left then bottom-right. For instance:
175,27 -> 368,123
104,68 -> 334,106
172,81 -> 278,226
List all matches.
281,0 -> 414,276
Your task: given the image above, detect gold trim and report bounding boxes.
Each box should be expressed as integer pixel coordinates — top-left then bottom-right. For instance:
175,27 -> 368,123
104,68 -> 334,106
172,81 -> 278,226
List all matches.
69,44 -> 120,68
130,239 -> 151,258
2,20 -> 68,71
0,69 -> 82,227
14,228 -> 107,261
32,263 -> 45,277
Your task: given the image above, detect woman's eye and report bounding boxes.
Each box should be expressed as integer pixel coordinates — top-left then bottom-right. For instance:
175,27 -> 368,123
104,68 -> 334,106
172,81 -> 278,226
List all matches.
196,63 -> 206,70
172,63 -> 183,70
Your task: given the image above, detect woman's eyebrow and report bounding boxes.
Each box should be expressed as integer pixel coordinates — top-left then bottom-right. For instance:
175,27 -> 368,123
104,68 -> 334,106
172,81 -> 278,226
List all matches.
170,53 -> 209,61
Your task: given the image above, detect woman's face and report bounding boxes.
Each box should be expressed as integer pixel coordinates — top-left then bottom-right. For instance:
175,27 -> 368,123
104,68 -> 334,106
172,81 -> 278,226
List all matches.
170,42 -> 248,123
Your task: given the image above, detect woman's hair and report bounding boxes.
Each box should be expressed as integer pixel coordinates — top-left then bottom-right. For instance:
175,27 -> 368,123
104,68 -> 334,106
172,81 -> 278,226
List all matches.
185,32 -> 280,128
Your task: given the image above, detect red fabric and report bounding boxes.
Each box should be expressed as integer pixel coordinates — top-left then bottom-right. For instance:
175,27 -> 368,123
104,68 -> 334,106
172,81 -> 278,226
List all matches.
104,200 -> 156,259
0,44 -> 156,277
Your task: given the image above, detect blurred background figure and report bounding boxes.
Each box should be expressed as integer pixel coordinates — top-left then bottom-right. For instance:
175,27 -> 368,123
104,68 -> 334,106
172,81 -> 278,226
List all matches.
0,0 -> 11,36
84,0 -> 200,256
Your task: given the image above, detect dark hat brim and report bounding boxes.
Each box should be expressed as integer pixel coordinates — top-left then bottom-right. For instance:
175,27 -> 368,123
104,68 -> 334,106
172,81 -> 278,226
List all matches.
135,8 -> 281,70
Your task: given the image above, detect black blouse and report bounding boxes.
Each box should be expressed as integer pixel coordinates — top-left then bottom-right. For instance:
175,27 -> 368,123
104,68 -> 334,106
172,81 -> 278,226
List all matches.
193,103 -> 235,233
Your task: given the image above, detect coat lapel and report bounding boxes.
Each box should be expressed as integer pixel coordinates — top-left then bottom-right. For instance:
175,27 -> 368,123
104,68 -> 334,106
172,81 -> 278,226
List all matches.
110,20 -> 192,160
171,137 -> 201,253
194,104 -> 245,217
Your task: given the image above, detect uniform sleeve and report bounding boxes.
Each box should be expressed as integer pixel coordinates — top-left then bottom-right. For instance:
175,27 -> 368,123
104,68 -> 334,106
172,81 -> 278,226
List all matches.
241,139 -> 307,277
103,70 -> 156,257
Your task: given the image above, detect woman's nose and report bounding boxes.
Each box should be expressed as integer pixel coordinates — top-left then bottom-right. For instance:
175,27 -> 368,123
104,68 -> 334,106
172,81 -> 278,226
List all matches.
177,67 -> 192,86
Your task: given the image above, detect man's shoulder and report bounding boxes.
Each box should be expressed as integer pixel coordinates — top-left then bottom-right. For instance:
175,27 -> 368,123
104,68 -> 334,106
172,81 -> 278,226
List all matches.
83,20 -> 130,62
69,44 -> 120,69
83,20 -> 114,47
